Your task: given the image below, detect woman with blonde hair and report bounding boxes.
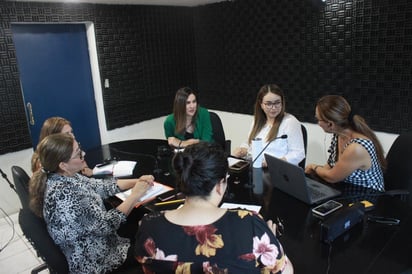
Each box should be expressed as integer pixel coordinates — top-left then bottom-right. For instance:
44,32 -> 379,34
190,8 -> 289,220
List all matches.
31,116 -> 93,176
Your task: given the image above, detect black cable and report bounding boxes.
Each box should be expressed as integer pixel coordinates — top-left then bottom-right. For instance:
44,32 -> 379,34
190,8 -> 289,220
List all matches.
324,242 -> 333,274
0,168 -> 16,191
0,207 -> 16,253
0,169 -> 17,253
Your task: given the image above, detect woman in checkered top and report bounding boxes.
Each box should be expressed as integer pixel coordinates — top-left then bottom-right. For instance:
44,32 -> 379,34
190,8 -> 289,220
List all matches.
305,95 -> 386,191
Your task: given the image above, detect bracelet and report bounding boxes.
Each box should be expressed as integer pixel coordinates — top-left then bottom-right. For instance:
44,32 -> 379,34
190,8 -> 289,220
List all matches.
314,165 -> 321,172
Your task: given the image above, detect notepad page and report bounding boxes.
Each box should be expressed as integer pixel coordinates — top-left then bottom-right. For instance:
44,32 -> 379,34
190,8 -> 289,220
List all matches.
220,202 -> 261,213
115,182 -> 171,202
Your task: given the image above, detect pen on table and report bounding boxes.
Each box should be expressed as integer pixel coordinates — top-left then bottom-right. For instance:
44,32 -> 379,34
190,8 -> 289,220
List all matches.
159,192 -> 184,202
154,199 -> 185,206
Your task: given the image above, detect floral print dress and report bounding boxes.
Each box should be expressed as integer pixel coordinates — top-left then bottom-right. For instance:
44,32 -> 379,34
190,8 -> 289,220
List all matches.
43,173 -> 129,274
135,209 -> 287,273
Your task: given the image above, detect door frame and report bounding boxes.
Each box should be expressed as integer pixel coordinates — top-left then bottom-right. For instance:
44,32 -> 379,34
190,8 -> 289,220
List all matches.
13,21 -> 108,145
85,22 -> 107,144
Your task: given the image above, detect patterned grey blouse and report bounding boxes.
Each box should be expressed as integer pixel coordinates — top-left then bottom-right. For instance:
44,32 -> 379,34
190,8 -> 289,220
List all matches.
43,173 -> 129,274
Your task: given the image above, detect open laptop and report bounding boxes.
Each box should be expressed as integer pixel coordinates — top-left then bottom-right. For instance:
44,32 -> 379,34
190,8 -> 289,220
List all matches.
265,154 -> 341,205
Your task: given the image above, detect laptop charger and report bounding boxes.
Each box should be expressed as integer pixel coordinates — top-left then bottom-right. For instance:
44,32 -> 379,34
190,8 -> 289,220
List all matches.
320,202 -> 365,243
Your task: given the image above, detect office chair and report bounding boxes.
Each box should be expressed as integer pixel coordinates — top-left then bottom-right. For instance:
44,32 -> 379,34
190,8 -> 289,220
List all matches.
298,124 -> 308,169
209,111 -> 231,154
11,166 -> 69,274
11,165 -> 30,209
384,132 -> 412,205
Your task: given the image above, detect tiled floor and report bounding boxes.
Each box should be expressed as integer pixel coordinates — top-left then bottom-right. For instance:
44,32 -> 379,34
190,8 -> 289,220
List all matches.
0,211 -> 48,274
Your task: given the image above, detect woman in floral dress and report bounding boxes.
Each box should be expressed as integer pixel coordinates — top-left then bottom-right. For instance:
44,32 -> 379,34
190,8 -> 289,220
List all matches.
135,142 -> 293,273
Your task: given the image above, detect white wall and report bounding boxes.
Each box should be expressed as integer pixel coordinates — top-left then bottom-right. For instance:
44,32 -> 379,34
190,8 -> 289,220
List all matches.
0,110 -> 398,215
214,110 -> 398,164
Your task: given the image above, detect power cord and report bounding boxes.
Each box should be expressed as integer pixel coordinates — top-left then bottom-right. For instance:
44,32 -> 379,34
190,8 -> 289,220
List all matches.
0,207 -> 16,253
325,242 -> 333,274
0,168 -> 17,253
0,168 -> 16,191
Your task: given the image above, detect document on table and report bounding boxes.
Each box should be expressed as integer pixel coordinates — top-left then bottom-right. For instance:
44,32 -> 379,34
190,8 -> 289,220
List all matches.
115,182 -> 173,207
220,202 -> 261,213
93,160 -> 137,177
228,157 -> 242,166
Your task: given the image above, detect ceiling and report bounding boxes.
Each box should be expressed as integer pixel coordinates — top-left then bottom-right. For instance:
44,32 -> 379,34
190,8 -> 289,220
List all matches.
10,0 -> 225,7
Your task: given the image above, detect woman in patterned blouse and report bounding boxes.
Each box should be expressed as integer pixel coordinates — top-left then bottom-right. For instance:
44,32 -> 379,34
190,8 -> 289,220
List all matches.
29,133 -> 154,274
305,95 -> 386,191
31,116 -> 93,177
135,142 -> 293,273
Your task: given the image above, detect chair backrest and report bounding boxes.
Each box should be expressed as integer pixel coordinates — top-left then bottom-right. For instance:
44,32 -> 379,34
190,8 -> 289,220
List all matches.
19,208 -> 69,274
11,166 -> 31,209
209,111 -> 231,154
384,132 -> 412,197
298,124 -> 308,169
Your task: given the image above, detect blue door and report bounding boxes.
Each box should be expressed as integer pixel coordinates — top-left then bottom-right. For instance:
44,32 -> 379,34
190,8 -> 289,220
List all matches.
12,23 -> 101,150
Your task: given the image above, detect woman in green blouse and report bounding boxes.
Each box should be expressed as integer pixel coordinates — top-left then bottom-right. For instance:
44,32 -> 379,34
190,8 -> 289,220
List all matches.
164,87 -> 213,148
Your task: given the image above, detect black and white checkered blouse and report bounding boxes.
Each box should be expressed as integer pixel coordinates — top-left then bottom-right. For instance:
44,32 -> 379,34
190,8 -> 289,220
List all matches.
327,134 -> 384,192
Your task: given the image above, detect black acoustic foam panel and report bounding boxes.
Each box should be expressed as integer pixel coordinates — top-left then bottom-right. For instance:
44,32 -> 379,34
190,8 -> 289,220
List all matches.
0,0 -> 411,155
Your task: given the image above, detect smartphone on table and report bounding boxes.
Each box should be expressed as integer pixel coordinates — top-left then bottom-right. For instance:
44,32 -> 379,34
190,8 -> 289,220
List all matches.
312,200 -> 343,217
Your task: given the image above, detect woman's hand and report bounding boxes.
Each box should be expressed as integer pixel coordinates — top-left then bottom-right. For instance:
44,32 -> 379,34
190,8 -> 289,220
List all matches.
267,219 -> 278,236
167,137 -> 181,148
130,175 -> 155,198
233,147 -> 247,158
117,175 -> 154,216
81,167 -> 93,177
305,163 -> 318,175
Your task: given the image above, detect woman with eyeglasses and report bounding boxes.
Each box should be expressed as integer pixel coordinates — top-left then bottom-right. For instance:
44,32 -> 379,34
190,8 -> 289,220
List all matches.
29,133 -> 154,274
31,116 -> 93,177
233,84 -> 305,167
164,87 -> 213,148
305,95 -> 385,191
135,142 -> 293,273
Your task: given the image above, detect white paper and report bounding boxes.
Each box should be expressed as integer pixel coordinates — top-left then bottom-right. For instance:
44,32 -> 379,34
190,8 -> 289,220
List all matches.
252,138 -> 263,168
220,202 -> 261,213
115,182 -> 171,202
227,157 -> 242,167
113,161 -> 136,177
93,161 -> 136,177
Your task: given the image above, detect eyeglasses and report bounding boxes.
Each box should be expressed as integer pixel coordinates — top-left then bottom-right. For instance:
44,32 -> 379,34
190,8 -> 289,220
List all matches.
263,100 -> 282,109
71,143 -> 85,161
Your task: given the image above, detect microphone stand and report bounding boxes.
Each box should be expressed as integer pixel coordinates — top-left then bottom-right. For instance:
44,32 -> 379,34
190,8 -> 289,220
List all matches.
248,135 -> 288,196
251,134 -> 288,166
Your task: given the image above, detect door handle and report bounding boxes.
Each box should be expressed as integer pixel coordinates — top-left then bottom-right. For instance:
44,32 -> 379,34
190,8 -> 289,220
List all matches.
26,102 -> 35,125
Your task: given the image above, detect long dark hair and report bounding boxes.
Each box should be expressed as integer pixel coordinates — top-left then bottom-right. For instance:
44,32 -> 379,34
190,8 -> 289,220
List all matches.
317,95 -> 386,169
29,133 -> 74,217
173,87 -> 198,135
248,84 -> 286,144
172,142 -> 228,197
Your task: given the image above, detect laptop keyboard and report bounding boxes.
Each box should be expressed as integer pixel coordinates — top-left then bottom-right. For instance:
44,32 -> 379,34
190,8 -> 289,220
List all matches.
309,186 -> 325,199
